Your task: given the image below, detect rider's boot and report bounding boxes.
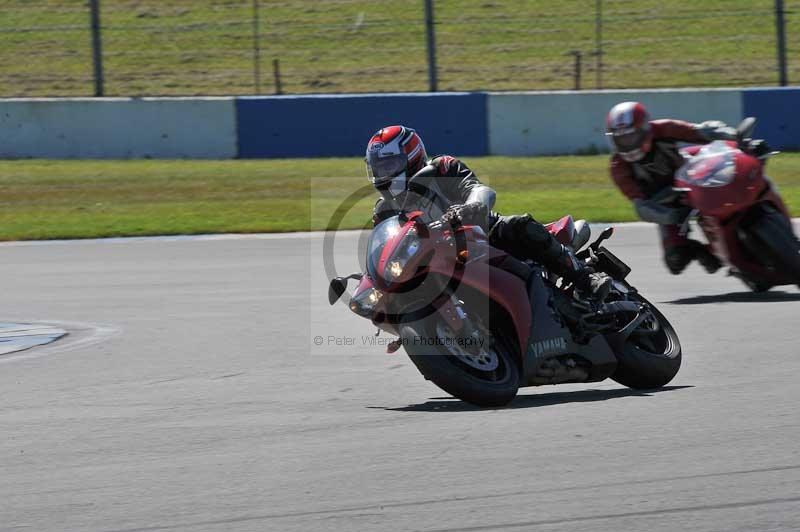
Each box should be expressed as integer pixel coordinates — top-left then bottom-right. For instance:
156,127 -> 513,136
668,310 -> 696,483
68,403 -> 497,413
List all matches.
665,241 -> 720,275
492,214 -> 611,300
692,242 -> 722,274
545,243 -> 612,301
664,246 -> 694,274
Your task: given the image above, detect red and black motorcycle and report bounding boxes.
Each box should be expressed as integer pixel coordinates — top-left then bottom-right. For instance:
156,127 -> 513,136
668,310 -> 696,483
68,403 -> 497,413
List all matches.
328,181 -> 682,406
672,118 -> 800,291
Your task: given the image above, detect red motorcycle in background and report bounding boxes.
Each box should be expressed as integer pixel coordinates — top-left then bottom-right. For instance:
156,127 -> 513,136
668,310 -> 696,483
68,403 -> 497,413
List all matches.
672,118 -> 800,291
328,175 -> 682,406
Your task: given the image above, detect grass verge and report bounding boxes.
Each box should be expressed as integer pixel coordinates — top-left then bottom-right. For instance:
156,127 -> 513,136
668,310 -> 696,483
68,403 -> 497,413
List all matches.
1,155 -> 800,240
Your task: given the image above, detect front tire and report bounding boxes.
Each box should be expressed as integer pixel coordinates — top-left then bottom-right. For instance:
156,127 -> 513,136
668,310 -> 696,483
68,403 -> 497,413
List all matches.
743,204 -> 800,284
402,317 -> 520,407
611,295 -> 682,389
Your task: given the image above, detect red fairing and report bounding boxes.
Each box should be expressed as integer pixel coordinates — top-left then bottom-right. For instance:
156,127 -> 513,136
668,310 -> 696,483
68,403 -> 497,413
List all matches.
353,275 -> 376,297
699,188 -> 790,283
677,142 -> 795,284
370,215 -> 532,360
423,235 -> 532,356
544,215 -> 576,246
675,146 -> 766,221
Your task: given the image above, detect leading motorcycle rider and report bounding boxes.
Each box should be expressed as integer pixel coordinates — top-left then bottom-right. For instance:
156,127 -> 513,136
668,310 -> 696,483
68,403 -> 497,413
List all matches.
366,125 -> 610,299
606,101 -> 769,274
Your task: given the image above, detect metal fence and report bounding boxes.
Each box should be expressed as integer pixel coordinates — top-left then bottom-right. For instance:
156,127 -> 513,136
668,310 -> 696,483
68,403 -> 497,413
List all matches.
1,0 -> 798,97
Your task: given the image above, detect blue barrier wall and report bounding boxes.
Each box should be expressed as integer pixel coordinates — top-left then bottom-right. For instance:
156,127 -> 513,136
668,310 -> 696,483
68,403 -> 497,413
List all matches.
236,93 -> 488,158
743,88 -> 800,151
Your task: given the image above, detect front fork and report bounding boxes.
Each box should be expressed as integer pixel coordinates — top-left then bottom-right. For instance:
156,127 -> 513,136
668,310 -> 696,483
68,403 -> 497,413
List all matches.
382,284 -> 482,354
436,293 -> 484,354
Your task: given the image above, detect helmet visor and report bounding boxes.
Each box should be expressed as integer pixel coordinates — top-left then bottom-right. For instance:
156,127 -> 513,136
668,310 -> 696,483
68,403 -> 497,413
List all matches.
366,151 -> 407,185
609,127 -> 648,154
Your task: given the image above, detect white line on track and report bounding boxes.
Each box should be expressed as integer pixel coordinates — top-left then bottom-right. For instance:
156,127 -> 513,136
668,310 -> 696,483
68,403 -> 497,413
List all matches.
0,220 -> 670,247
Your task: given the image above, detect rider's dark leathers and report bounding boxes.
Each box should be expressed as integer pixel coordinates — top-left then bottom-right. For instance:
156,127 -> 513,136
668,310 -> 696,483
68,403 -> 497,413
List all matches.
373,155 -> 594,289
610,120 -> 737,273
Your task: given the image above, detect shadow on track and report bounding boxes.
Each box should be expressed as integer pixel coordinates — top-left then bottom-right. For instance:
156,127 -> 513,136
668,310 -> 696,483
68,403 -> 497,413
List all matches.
664,291 -> 800,305
371,385 -> 692,412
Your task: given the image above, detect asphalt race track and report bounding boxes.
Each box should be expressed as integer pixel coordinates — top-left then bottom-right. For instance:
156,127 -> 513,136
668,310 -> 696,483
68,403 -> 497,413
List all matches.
1,224 -> 799,532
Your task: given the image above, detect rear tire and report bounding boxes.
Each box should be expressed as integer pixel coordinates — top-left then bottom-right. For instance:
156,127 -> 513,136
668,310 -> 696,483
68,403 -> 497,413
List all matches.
402,318 -> 520,407
743,204 -> 800,283
611,296 -> 682,389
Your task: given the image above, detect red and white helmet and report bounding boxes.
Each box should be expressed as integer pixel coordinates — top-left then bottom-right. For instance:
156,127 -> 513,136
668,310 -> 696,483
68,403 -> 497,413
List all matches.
606,101 -> 653,162
365,126 -> 427,192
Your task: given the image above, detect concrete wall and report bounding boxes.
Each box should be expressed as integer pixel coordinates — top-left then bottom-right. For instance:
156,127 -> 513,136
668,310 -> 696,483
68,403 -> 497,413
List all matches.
0,97 -> 237,159
0,88 -> 797,159
236,93 -> 488,158
487,89 -> 744,156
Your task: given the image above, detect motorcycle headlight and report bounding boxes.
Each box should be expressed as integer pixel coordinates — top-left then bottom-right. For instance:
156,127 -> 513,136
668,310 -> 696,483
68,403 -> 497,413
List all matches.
384,226 -> 421,280
349,287 -> 383,317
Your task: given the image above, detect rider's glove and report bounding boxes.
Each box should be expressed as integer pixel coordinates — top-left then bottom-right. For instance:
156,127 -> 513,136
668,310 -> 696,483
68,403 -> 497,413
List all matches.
551,245 -> 612,301
440,202 -> 488,227
574,270 -> 613,302
743,138 -> 771,159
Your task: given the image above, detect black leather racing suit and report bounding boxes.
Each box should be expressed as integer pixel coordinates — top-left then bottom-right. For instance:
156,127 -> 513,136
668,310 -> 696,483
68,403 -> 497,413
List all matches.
373,155 -> 589,285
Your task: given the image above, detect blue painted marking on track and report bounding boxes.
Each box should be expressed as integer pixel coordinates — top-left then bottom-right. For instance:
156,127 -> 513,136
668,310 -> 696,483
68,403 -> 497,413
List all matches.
0,323 -> 67,355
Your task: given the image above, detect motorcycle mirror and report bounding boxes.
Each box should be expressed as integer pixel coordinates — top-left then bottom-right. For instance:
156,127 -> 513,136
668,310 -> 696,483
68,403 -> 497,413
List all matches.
599,226 -> 614,241
591,226 -> 615,250
736,117 -> 757,140
328,277 -> 348,305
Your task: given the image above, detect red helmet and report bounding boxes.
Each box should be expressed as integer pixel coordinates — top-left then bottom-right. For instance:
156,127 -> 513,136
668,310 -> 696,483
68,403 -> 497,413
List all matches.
606,101 -> 652,162
365,125 -> 427,191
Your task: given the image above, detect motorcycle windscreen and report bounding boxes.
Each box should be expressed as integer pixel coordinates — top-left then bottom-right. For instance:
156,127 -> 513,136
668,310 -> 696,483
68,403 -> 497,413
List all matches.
676,141 -> 737,188
366,216 -> 403,280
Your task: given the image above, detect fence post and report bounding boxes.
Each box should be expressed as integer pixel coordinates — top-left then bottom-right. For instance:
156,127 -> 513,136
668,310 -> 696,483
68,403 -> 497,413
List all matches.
594,0 -> 603,89
252,0 -> 262,93
89,0 -> 104,96
424,0 -> 438,92
775,0 -> 789,86
569,51 -> 582,90
273,58 -> 283,95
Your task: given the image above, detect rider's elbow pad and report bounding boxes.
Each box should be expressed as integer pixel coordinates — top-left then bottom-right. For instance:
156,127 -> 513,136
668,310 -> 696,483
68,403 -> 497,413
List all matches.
466,185 -> 496,211
695,120 -> 738,142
